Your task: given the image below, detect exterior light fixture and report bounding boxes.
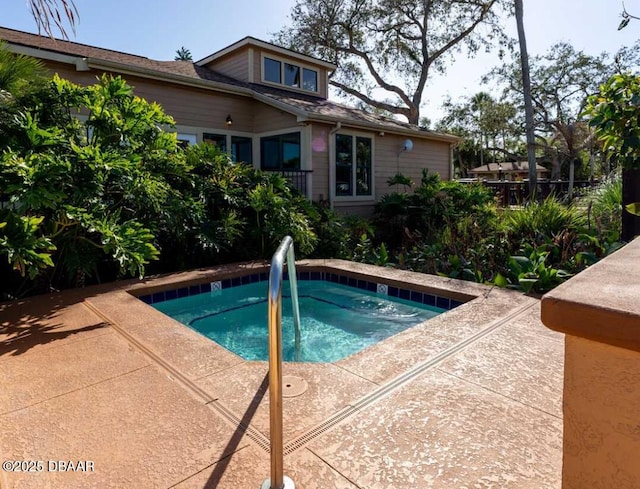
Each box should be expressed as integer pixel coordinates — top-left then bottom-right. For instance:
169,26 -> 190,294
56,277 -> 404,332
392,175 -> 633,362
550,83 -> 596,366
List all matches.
226,114 -> 233,126
402,139 -> 413,152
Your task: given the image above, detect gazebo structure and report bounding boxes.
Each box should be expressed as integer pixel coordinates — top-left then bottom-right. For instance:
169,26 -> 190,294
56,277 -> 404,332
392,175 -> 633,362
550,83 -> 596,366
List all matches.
468,162 -> 550,181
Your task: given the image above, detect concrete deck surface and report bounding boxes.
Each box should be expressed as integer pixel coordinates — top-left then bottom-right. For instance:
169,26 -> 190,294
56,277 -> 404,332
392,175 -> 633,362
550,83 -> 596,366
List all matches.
0,266 -> 564,489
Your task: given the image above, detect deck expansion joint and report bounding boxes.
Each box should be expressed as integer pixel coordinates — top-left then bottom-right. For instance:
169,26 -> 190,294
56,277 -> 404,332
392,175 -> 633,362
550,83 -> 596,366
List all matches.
207,400 -> 272,453
282,299 -> 537,455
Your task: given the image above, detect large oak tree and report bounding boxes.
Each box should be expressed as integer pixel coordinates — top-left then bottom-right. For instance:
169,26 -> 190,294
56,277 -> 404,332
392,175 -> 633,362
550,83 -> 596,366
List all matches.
274,0 -> 511,125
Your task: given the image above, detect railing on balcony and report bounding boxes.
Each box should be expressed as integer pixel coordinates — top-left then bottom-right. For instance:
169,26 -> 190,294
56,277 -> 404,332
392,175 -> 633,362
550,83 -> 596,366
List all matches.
266,170 -> 313,197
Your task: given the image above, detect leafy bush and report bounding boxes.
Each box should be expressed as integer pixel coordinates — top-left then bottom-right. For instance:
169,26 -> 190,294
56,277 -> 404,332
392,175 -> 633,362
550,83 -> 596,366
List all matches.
504,196 -> 585,245
1,74 -> 177,291
583,177 -> 622,238
0,56 -> 319,298
496,244 -> 572,293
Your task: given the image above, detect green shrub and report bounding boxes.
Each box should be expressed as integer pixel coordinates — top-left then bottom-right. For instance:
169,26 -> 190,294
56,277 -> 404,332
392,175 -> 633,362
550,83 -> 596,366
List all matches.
0,48 -> 319,297
496,244 -> 572,293
504,196 -> 585,245
584,177 -> 622,238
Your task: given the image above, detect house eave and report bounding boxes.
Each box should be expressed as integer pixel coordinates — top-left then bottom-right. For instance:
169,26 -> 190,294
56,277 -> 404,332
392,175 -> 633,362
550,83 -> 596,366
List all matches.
7,41 -> 458,143
6,43 -> 89,71
303,113 -> 460,143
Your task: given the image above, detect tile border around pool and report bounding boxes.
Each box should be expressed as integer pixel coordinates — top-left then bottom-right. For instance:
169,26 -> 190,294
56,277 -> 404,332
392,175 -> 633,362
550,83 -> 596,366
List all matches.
138,270 -> 464,311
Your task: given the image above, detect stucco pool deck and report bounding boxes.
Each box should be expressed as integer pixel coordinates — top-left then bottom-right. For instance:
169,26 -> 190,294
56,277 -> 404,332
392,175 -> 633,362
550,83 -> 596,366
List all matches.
0,260 -> 564,488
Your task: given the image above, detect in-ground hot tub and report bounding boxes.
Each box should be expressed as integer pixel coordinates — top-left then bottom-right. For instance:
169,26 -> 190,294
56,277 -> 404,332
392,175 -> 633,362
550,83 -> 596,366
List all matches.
139,269 -> 465,363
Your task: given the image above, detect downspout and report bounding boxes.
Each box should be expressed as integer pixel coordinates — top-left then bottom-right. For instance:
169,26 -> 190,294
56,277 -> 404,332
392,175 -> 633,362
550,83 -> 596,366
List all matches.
328,122 -> 342,209
450,143 -> 455,180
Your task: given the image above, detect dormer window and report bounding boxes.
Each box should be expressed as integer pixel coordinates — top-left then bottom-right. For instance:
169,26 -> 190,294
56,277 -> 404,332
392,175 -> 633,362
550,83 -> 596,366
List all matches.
264,57 -> 281,83
302,68 -> 317,92
262,55 -> 318,93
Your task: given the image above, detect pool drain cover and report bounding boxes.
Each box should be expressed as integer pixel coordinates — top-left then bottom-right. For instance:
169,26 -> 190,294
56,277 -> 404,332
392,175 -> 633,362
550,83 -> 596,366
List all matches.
282,376 -> 308,397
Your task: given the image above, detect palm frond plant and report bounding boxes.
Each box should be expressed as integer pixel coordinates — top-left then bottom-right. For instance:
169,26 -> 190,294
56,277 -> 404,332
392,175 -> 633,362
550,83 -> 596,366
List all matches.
28,0 -> 79,39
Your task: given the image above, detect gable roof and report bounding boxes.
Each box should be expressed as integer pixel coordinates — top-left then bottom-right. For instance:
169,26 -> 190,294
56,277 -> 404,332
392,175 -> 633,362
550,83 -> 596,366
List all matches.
252,84 -> 457,141
469,162 -> 550,173
196,36 -> 337,71
0,26 -> 457,142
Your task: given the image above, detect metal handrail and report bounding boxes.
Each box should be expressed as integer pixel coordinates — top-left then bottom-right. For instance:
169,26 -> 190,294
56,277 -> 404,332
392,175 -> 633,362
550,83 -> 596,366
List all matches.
261,236 -> 300,489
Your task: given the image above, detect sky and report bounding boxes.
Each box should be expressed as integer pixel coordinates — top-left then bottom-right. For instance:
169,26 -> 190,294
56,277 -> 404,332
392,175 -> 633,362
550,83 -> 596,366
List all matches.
3,0 -> 639,122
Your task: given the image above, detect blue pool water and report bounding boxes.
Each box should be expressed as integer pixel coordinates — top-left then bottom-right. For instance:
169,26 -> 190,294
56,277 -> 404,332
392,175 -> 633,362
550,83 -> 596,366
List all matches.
152,280 -> 445,362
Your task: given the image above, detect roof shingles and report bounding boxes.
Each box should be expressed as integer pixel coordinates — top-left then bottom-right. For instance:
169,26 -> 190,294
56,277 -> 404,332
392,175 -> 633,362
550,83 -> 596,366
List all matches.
0,26 -> 456,140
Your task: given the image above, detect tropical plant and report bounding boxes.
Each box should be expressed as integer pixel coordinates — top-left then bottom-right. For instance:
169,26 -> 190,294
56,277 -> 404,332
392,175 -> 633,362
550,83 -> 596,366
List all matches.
504,196 -> 585,245
27,0 -> 78,39
0,212 -> 55,279
0,73 -> 184,290
498,244 -> 572,293
437,92 -> 520,172
352,233 -> 389,267
582,177 -> 623,238
485,41 -> 639,185
584,73 -> 640,240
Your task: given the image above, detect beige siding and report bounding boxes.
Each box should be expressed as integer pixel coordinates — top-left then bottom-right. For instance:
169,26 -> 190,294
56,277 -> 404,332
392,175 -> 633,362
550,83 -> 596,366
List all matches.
202,47 -> 249,81
375,134 -> 451,193
253,104 -> 298,133
319,70 -> 328,99
46,61 -> 101,86
126,79 -> 254,132
45,62 -> 254,133
44,61 -> 453,216
253,52 -> 261,86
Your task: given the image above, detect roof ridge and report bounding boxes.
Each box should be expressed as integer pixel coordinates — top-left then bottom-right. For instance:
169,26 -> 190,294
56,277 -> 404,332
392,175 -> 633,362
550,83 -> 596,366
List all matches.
0,25 -> 152,60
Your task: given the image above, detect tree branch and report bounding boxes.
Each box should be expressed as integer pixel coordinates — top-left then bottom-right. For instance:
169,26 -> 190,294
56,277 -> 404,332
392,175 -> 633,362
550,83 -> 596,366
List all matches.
329,79 -> 411,118
336,40 -> 413,108
430,0 -> 497,61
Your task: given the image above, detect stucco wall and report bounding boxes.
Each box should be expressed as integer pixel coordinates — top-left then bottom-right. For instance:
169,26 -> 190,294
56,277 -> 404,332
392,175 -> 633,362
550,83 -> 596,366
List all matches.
562,335 -> 640,489
542,238 -> 640,489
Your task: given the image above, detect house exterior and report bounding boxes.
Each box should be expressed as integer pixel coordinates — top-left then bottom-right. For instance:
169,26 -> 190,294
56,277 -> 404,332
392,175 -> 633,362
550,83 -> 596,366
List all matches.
0,27 -> 458,215
468,162 -> 550,181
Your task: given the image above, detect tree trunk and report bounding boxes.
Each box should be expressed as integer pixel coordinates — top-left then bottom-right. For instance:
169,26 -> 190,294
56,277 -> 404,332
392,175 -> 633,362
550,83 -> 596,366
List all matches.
622,168 -> 640,242
551,151 -> 561,179
568,159 -> 575,200
515,0 -> 537,199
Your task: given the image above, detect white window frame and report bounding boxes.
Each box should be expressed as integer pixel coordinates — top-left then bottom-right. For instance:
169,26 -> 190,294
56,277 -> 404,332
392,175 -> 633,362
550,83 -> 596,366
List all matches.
332,130 -> 375,202
173,125 -> 255,164
177,133 -> 197,146
260,53 -> 319,94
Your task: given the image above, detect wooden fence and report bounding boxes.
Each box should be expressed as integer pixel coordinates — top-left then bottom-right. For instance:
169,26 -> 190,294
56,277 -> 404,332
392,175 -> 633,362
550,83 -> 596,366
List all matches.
471,180 -> 595,206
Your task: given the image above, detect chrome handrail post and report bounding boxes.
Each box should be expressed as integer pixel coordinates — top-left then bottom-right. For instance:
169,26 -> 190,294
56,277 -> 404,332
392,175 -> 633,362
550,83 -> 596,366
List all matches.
261,236 -> 297,489
287,245 -> 302,361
